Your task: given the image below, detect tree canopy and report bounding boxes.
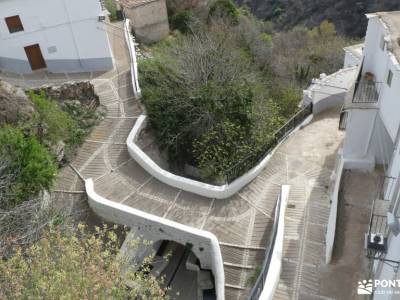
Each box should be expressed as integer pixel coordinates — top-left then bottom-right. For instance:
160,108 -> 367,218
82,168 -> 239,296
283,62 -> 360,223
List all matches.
0,224 -> 168,300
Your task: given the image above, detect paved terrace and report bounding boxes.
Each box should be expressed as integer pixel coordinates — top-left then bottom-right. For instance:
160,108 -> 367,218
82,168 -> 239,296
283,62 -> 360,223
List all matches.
0,23 -> 345,299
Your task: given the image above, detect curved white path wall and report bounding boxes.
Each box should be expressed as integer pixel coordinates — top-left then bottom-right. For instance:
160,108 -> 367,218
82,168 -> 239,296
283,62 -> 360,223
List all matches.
124,18 -> 313,199
124,19 -> 141,97
86,179 -> 225,299
127,115 -> 312,199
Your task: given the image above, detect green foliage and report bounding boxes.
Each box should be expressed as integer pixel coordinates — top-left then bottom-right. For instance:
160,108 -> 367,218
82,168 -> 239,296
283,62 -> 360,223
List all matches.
61,100 -> 103,138
140,54 -> 255,167
247,265 -> 261,286
309,20 -> 337,38
29,91 -> 84,147
272,86 -> 301,118
260,33 -> 273,47
0,125 -> 56,208
142,14 -> 346,181
193,121 -> 253,183
295,64 -> 311,85
0,224 -> 168,299
105,0 -> 118,21
209,0 -> 239,25
170,10 -> 194,33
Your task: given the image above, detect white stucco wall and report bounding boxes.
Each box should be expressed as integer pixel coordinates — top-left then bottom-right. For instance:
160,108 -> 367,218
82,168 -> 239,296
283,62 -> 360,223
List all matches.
368,114 -> 394,166
0,0 -> 113,73
342,109 -> 377,170
363,15 -> 400,142
85,179 -> 225,300
373,232 -> 400,300
378,59 -> 400,142
344,48 -> 362,68
385,146 -> 400,201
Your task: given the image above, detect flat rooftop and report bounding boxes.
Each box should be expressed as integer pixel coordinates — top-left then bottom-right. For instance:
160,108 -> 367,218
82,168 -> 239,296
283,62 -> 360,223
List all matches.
372,11 -> 400,64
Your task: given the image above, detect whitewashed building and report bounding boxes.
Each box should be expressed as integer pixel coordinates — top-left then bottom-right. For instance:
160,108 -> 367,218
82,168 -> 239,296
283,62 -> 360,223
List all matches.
336,11 -> 400,299
0,0 -> 113,73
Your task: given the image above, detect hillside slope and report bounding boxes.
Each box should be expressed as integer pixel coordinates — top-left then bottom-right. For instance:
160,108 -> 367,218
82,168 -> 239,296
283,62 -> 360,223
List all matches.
236,0 -> 400,37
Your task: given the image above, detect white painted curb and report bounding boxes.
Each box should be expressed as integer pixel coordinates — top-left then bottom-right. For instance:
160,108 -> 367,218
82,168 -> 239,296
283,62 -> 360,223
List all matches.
259,185 -> 290,300
127,115 -> 312,199
85,178 -> 225,299
123,18 -> 313,200
124,19 -> 141,97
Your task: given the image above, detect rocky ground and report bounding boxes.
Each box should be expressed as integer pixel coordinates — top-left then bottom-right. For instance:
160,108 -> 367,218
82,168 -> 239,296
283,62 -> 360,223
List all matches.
235,0 -> 400,37
0,80 -> 34,124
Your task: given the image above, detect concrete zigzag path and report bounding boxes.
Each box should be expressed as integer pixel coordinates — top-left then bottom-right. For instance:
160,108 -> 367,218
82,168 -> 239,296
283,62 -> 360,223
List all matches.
1,23 -> 344,300
56,67 -> 343,299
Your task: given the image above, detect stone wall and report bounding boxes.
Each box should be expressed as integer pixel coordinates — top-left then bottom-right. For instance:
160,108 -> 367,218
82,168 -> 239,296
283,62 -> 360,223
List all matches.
33,81 -> 99,107
123,0 -> 169,44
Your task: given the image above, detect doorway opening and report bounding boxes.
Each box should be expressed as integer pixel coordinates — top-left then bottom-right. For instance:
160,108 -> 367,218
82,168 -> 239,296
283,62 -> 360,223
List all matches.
24,44 -> 46,71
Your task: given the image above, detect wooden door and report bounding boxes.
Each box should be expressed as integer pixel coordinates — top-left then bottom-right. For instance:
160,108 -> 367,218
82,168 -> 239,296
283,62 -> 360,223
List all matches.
24,44 -> 46,71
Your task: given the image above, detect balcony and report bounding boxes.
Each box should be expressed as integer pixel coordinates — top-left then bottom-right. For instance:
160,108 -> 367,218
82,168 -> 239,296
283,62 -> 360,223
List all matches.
352,79 -> 381,104
343,70 -> 382,109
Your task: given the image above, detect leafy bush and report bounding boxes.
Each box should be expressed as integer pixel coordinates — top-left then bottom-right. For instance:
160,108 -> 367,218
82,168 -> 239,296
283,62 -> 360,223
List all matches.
209,0 -> 239,25
259,21 -> 354,84
29,91 -> 84,148
170,10 -> 194,33
0,125 -> 56,208
140,39 -> 255,168
0,224 -> 168,299
141,14 -> 347,181
193,121 -> 253,183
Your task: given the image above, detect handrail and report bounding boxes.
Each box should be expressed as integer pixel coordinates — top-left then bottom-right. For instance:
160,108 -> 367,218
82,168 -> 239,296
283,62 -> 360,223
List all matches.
248,185 -> 289,300
224,103 -> 313,183
352,79 -> 381,104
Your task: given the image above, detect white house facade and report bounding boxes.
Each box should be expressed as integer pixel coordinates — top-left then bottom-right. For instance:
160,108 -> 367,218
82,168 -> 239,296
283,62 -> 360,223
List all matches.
0,0 -> 113,73
335,11 -> 400,299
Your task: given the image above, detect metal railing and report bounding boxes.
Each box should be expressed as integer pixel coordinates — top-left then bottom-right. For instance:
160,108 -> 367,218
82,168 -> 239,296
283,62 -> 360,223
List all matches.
248,189 -> 283,300
224,103 -> 313,183
352,79 -> 382,104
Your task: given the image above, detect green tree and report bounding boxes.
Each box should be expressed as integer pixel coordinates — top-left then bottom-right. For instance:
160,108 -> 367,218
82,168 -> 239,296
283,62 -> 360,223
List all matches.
209,0 -> 239,25
170,10 -> 194,33
0,125 -> 56,208
193,121 -> 253,183
0,224 -> 168,299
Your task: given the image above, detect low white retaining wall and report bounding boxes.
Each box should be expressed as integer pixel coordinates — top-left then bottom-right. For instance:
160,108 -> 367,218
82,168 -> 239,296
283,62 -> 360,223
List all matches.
85,179 -> 225,299
124,19 -> 141,97
302,67 -> 358,115
123,16 -> 313,199
127,115 -> 312,199
325,151 -> 344,264
259,185 -> 290,300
